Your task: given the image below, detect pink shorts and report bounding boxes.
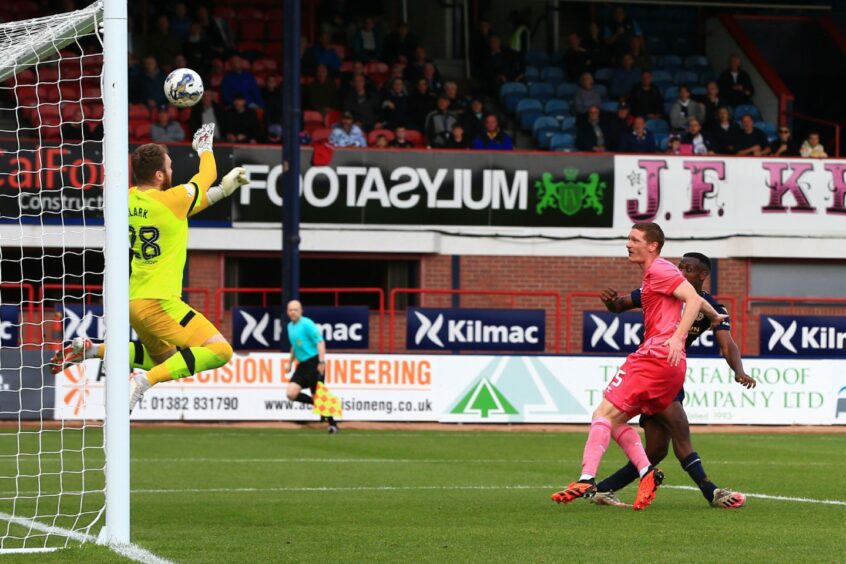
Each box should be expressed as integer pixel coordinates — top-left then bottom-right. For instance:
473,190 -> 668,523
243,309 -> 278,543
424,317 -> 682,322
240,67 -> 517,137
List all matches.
604,353 -> 686,417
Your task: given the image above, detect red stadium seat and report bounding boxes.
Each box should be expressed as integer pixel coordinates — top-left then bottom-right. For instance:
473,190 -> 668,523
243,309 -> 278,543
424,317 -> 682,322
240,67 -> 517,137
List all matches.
129,104 -> 151,120
310,128 -> 332,144
324,110 -> 341,128
59,83 -> 81,102
365,62 -> 389,76
83,103 -> 104,121
303,110 -> 323,125
367,128 -> 395,145
264,42 -> 282,59
37,66 -> 59,83
37,84 -> 61,103
239,20 -> 265,41
339,61 -> 354,73
403,129 -> 424,147
60,102 -> 84,121
132,121 -> 152,142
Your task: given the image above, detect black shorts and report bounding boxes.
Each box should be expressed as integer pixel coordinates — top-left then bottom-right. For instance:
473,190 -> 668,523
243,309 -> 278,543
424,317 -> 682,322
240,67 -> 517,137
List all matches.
290,356 -> 324,391
638,387 -> 685,428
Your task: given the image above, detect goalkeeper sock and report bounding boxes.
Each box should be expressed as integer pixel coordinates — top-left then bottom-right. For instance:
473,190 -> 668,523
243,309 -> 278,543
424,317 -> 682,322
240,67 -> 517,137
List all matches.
129,342 -> 155,370
146,341 -> 233,385
295,393 -> 313,405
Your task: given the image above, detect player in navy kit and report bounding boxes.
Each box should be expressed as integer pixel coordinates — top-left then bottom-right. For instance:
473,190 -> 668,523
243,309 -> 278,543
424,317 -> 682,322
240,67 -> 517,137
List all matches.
593,252 -> 756,509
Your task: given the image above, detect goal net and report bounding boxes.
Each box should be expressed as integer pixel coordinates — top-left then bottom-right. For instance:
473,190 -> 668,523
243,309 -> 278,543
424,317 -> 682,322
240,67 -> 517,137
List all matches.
0,1 -> 115,552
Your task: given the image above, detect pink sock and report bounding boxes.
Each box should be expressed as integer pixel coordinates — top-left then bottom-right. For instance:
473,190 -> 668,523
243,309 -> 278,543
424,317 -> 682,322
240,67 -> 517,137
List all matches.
580,417 -> 612,478
612,424 -> 651,475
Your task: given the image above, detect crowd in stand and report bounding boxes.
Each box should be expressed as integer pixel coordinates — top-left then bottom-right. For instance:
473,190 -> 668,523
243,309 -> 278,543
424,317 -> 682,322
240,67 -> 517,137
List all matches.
25,1 -> 829,157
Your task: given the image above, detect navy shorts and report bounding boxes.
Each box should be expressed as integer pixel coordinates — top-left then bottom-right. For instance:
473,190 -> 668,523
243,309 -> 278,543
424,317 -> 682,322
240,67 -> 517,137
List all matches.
638,387 -> 685,428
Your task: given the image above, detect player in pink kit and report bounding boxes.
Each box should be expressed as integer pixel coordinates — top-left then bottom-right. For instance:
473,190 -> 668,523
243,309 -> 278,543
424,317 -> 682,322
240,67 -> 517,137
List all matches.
552,222 -> 716,510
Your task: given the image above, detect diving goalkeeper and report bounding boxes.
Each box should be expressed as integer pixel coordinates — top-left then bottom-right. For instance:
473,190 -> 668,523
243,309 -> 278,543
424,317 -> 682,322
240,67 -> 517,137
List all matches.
52,124 -> 249,412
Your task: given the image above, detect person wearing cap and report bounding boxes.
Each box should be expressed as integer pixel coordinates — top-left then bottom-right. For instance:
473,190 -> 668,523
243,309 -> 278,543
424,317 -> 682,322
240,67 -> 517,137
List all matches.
605,100 -> 634,151
460,98 -> 485,142
328,112 -> 367,147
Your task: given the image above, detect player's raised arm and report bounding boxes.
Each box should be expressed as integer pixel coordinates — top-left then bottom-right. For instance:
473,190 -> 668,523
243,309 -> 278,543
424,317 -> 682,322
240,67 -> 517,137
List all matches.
189,123 -> 218,190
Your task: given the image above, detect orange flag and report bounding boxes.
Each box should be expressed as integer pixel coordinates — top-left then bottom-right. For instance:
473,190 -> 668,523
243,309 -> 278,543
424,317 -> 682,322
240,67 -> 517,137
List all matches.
312,381 -> 342,419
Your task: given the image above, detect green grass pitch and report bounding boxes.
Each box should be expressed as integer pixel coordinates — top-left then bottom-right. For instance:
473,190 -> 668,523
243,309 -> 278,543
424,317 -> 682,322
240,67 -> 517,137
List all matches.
3,426 -> 845,563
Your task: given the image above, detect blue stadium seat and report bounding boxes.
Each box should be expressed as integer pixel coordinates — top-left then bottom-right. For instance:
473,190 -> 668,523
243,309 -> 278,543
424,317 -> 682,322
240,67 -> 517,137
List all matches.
657,134 -> 670,151
525,51 -> 549,66
544,98 -> 570,117
663,85 -> 679,101
524,66 -> 540,83
756,120 -> 777,138
657,55 -> 682,69
559,116 -> 577,132
664,101 -> 674,116
691,86 -> 707,97
534,116 -> 561,148
698,69 -> 717,84
536,128 -> 558,149
600,100 -> 619,113
651,69 -> 673,84
528,82 -> 555,102
594,67 -> 615,83
684,55 -> 709,69
674,70 -> 698,85
516,97 -> 543,117
503,92 -> 527,113
519,109 -> 544,131
556,82 -> 578,98
645,119 -> 670,135
549,132 -> 576,151
647,35 -> 667,55
593,83 -> 608,100
541,66 -> 564,85
499,81 -> 527,102
734,104 -> 761,121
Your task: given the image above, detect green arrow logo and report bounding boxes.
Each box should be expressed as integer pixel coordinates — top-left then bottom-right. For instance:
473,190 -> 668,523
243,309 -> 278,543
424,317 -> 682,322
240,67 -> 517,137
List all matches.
451,378 -> 518,418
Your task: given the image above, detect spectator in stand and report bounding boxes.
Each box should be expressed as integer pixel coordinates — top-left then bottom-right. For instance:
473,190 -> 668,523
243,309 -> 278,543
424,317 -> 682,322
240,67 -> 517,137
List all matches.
507,9 -> 531,57
262,75 -> 283,140
665,133 -> 682,155
144,15 -> 182,70
681,117 -> 714,155
170,54 -> 189,78
710,106 -> 741,154
800,132 -> 828,158
460,98 -> 485,142
481,33 -> 522,94
189,91 -> 224,139
718,54 -> 754,108
223,94 -> 264,144
183,22 -> 212,79
770,125 -> 799,157
422,63 -> 444,98
424,95 -> 458,148
697,81 -> 723,130
735,114 -> 770,156
443,82 -> 467,115
404,46 -> 436,84
444,124 -> 470,148
619,116 -> 656,153
628,35 -> 651,71
343,74 -> 381,130
610,53 -> 640,100
382,22 -> 418,64
604,5 -> 642,62
169,2 -> 192,42
137,56 -> 167,108
329,111 -> 367,147
380,77 -> 410,129
305,64 -> 340,113
574,72 -> 603,115
221,57 -> 264,108
669,85 -> 705,131
629,70 -> 664,119
353,17 -> 383,63
374,134 -> 390,148
300,36 -> 317,77
379,64 -> 406,98
564,32 -> 591,83
60,107 -> 85,141
576,105 -> 609,152
390,126 -> 415,148
583,22 -> 611,71
408,77 -> 436,131
471,114 -> 513,150
196,6 -> 235,59
605,99 -> 634,151
310,31 -> 342,74
150,110 -> 185,143
340,61 -> 376,100
469,19 -> 493,75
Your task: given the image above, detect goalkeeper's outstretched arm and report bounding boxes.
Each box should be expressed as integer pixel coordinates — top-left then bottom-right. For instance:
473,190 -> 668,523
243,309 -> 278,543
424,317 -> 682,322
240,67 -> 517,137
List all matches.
183,124 -> 249,216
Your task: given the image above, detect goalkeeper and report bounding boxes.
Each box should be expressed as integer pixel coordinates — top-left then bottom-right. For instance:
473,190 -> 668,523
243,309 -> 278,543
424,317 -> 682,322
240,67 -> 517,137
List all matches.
53,124 -> 249,412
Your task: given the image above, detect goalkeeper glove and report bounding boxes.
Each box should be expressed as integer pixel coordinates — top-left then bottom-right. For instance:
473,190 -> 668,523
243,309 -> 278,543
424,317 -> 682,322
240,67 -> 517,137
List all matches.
192,123 -> 215,155
206,167 -> 249,205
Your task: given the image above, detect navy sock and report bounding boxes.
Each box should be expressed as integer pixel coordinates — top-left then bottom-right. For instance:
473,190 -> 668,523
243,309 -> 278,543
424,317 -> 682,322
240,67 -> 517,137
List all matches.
681,452 -> 718,501
295,393 -> 313,405
596,462 -> 639,493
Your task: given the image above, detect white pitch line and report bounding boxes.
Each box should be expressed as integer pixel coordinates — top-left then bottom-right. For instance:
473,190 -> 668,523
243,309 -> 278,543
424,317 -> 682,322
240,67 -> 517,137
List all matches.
0,512 -> 173,564
664,485 -> 846,507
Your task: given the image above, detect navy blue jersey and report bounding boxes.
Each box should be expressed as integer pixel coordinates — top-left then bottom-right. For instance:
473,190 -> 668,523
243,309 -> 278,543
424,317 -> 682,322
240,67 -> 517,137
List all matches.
631,288 -> 730,348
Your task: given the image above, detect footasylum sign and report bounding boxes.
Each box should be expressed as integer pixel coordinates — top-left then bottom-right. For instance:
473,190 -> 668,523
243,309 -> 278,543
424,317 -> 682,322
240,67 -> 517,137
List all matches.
406,307 -> 545,351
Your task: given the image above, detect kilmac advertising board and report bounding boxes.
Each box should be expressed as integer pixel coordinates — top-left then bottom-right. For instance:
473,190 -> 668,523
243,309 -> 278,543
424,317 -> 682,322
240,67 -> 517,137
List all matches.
53,353 -> 846,425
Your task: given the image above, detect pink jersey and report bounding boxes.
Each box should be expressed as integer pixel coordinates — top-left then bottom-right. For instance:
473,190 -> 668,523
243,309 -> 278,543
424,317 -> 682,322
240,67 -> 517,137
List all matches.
636,257 -> 686,358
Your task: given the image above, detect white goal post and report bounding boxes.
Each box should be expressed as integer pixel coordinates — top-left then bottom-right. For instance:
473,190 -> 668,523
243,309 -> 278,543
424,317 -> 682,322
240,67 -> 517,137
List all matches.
0,0 -> 129,552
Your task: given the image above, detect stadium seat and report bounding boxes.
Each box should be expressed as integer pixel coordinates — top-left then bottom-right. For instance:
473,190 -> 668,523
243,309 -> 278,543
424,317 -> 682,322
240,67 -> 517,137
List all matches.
593,84 -> 608,100
499,82 -> 527,109
59,83 -> 81,102
536,128 -> 558,150
403,129 -> 425,147
559,116 -> 576,132
540,66 -> 564,85
37,84 -> 61,103
549,132 -> 575,151
674,70 -> 698,85
663,85 -> 679,101
756,120 -> 777,139
532,115 -> 559,135
734,104 -> 761,121
684,55 -> 709,69
651,70 -> 672,84
556,82 -> 578,98
324,109 -> 341,128
657,134 -> 670,151
516,98 -> 543,117
367,128 -> 395,144
365,61 -> 389,76
594,68 -> 614,84
239,20 -> 265,41
60,102 -> 83,121
528,82 -> 555,102
657,55 -> 682,69
238,7 -> 264,19
519,108 -> 544,131
132,121 -> 152,141
544,98 -> 570,117
310,128 -> 332,144
698,69 -> 717,84
600,100 -> 619,113
691,86 -> 707,97
645,119 -> 670,135
524,66 -> 540,83
664,101 -> 674,116
524,51 -> 549,65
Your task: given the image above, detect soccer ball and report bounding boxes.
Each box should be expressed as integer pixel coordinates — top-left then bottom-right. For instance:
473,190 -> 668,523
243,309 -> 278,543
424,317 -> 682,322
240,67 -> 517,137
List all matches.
164,68 -> 204,108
